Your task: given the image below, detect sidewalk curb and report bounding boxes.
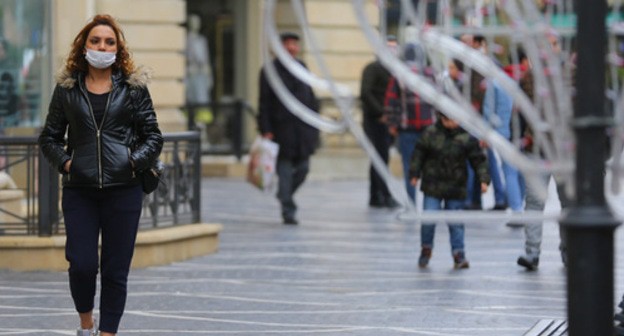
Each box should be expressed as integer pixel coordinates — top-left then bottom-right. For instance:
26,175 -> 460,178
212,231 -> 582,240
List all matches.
0,223 -> 222,271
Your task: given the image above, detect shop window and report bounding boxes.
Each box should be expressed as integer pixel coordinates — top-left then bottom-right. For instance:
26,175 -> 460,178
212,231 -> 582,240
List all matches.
0,0 -> 51,131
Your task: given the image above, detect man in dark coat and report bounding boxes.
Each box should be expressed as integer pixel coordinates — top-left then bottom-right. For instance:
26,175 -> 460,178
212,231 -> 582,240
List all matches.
360,35 -> 399,208
257,32 -> 320,225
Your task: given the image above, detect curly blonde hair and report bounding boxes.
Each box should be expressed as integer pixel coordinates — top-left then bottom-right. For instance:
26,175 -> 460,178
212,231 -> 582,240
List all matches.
64,14 -> 135,77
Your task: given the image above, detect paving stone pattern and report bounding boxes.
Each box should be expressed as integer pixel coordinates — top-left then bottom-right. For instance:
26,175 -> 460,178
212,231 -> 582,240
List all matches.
1,178 -> 623,335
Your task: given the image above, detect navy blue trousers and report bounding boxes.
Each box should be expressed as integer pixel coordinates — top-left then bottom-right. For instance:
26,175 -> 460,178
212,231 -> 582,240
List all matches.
62,185 -> 143,333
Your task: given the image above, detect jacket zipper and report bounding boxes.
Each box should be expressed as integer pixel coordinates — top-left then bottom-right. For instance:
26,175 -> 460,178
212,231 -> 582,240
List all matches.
98,93 -> 113,188
79,77 -> 114,189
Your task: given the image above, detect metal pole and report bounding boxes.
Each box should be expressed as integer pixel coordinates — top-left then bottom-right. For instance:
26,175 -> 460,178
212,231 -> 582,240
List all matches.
379,0 -> 387,40
192,131 -> 201,223
187,104 -> 197,131
562,1 -> 621,335
232,99 -> 244,161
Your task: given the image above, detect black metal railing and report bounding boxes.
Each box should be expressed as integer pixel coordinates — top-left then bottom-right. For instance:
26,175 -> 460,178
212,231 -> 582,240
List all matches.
139,131 -> 202,229
0,131 -> 201,236
0,136 -> 41,235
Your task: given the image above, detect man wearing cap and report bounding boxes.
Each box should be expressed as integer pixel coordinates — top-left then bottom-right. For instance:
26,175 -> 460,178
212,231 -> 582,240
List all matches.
360,35 -> 400,208
257,32 -> 320,225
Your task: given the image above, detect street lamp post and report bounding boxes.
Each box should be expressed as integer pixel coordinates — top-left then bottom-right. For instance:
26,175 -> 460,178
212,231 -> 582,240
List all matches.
562,1 -> 621,335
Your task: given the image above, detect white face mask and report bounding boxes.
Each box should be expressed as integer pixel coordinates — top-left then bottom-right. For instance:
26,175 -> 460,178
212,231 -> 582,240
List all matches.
85,49 -> 116,69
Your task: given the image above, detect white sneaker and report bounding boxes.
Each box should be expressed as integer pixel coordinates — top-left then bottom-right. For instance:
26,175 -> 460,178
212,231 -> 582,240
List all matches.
76,319 -> 98,336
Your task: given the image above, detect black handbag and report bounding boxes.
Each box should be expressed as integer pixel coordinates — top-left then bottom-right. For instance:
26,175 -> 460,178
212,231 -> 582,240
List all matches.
140,160 -> 165,194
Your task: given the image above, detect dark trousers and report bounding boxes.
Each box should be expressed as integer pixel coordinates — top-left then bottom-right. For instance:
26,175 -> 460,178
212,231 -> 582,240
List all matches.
363,116 -> 393,203
62,185 -> 143,333
276,157 -> 309,220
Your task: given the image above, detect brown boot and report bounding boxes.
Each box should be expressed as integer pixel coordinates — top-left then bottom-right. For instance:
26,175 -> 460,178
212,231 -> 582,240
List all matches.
453,251 -> 470,269
418,247 -> 432,268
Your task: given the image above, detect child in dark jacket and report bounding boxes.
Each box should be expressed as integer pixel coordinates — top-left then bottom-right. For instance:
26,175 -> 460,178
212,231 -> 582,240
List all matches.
409,113 -> 490,269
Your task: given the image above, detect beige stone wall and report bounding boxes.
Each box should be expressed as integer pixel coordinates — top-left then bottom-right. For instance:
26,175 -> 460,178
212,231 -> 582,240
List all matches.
301,0 -> 378,97
52,0 -> 187,132
209,0 -> 382,147
242,0 -> 264,138
49,0 -> 382,143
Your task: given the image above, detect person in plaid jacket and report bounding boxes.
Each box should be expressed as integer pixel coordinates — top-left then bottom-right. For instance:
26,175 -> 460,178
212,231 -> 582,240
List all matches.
383,43 -> 435,204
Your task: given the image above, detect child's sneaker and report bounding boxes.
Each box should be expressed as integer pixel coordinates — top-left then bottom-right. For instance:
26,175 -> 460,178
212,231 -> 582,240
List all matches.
453,251 -> 470,269
76,319 -> 98,336
418,247 -> 432,268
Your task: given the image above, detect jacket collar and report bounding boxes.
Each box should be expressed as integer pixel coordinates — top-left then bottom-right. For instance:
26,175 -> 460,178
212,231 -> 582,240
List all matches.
56,65 -> 152,89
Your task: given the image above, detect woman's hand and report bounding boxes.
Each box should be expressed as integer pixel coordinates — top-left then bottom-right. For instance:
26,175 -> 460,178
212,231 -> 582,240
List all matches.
64,160 -> 72,173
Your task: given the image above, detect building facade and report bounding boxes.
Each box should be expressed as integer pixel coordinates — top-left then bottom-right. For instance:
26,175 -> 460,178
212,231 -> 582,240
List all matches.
0,0 -> 377,145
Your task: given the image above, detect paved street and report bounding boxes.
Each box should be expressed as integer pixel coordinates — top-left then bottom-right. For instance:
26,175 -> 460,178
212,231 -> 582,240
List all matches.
1,176 -> 623,335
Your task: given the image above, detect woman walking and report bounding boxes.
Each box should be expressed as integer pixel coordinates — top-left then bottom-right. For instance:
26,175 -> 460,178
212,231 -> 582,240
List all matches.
39,14 -> 162,335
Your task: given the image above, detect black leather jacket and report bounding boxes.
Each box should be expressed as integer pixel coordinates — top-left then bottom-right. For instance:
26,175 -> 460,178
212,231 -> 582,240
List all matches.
39,68 -> 163,189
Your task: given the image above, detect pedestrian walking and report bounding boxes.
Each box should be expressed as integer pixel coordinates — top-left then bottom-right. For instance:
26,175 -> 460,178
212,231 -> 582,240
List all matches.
383,42 -> 435,204
515,33 -> 572,270
409,113 -> 490,269
361,35 -> 400,208
460,34 -> 500,210
482,79 -> 525,215
38,14 -> 163,335
257,31 -> 320,225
